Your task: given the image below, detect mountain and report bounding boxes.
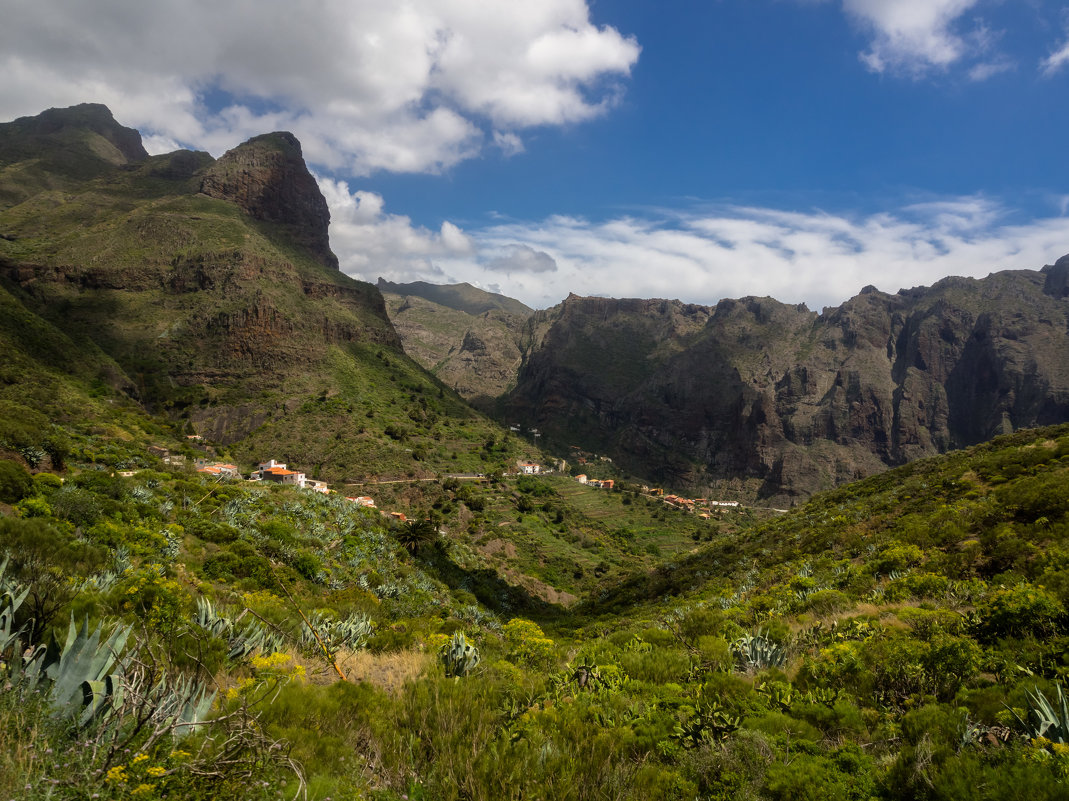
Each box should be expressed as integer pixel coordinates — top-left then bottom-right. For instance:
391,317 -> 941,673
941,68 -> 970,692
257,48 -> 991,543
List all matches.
502,261 -> 1069,504
378,279 -> 534,407
0,105 -> 526,481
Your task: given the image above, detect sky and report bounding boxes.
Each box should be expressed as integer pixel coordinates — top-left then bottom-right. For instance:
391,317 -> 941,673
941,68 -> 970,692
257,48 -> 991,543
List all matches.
2,0 -> 1069,310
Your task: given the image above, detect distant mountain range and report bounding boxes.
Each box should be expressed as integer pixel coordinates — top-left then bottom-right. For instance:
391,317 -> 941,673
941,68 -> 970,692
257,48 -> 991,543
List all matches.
386,265 -> 1069,505
4,103 -> 1068,503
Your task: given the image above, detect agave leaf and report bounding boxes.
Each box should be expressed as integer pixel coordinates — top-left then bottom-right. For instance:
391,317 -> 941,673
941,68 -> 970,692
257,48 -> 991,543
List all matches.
78,673 -> 124,727
46,616 -> 131,715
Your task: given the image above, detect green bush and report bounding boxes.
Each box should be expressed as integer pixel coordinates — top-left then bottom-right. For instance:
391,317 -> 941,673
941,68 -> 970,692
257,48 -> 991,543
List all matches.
978,582 -> 1065,641
765,747 -> 876,801
803,589 -> 852,616
503,618 -> 557,669
0,459 -> 33,503
620,648 -> 691,684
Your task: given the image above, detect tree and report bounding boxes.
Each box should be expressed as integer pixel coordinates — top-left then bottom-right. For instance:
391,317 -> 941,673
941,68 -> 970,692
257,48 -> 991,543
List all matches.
395,519 -> 439,554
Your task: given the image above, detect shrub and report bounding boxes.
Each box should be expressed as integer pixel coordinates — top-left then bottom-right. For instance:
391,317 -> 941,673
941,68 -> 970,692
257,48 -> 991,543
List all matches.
620,648 -> 691,684
872,543 -> 924,575
0,459 -> 33,503
765,747 -> 876,801
804,589 -> 852,616
502,618 -> 556,669
978,582 -> 1065,641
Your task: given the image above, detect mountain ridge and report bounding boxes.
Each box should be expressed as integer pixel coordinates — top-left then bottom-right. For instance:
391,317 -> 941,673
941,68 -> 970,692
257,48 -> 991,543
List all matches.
0,104 -> 531,483
498,258 -> 1069,503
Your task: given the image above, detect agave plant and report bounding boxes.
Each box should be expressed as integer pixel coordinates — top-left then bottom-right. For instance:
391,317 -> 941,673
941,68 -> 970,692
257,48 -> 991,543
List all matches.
440,631 -> 480,678
1008,684 -> 1069,744
733,629 -> 787,673
195,598 -> 285,662
299,611 -> 373,654
46,616 -> 132,721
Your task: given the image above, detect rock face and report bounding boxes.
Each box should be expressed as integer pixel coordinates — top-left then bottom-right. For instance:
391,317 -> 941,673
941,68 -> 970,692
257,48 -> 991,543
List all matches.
201,132 -> 337,269
503,262 -> 1069,504
379,280 -> 533,407
0,105 -> 399,451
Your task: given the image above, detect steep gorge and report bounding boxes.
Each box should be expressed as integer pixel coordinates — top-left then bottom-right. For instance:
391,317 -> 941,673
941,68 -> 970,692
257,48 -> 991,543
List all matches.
502,259 -> 1069,504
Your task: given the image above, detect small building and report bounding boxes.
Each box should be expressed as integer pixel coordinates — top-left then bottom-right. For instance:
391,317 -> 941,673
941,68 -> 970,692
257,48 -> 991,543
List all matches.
260,466 -> 304,486
517,460 -> 542,475
576,474 -> 588,484
304,479 -> 330,494
346,496 -> 376,508
197,462 -> 240,478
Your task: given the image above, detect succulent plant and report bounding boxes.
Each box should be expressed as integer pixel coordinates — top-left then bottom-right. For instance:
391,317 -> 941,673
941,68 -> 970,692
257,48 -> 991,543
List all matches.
440,631 -> 480,678
1008,684 -> 1069,744
732,629 -> 787,672
46,616 -> 131,719
300,611 -> 373,654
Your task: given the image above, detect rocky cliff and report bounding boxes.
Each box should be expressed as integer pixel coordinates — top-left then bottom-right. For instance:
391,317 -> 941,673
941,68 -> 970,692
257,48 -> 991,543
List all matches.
379,280 -> 533,407
0,105 -> 401,464
200,132 -> 337,269
503,259 -> 1069,504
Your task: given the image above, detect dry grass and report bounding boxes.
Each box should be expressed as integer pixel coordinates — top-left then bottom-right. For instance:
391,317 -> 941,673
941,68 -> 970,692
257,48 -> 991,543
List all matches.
337,648 -> 432,694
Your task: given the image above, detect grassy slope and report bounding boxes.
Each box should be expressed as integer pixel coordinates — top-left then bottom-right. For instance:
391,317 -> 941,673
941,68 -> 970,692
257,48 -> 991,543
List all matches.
0,138 -> 533,484
3,423 -> 1067,800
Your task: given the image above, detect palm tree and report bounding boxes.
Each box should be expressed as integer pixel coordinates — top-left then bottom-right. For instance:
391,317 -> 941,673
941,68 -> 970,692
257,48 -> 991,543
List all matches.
395,519 -> 439,554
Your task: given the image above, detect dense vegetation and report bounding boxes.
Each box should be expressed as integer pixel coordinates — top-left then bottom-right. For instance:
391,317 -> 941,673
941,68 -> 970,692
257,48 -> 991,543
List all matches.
2,419 -> 1068,799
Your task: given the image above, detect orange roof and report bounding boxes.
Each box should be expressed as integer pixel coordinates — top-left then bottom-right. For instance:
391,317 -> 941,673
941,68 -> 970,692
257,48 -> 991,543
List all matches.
265,468 -> 296,475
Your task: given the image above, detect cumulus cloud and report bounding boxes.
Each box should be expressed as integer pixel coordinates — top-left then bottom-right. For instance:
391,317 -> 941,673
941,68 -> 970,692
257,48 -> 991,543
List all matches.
841,0 -> 988,76
0,0 -> 639,174
323,181 -> 1069,311
319,178 -> 474,281
487,245 -> 559,274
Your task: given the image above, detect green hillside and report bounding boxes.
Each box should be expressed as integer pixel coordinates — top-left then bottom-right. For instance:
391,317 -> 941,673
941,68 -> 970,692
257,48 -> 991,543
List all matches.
2,421 -> 1067,800
0,105 -> 529,483
2,105 -> 1067,801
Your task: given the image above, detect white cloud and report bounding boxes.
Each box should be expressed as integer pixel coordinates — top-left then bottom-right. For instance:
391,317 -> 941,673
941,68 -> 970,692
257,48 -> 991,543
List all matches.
0,0 -> 639,174
319,178 -> 475,281
967,58 -> 1014,81
1041,35 -> 1069,75
487,245 -> 558,274
842,0 -> 988,76
323,181 -> 1069,311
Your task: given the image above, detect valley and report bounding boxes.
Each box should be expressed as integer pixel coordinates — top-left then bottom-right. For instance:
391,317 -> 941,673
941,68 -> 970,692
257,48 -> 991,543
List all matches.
1,105 -> 1067,801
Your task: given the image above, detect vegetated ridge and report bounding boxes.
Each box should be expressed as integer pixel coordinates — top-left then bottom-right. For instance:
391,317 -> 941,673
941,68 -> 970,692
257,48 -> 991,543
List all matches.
0,104 -> 535,483
2,407 -> 1067,799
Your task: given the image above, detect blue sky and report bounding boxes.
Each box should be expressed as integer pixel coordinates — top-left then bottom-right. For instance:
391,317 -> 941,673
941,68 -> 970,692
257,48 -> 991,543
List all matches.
2,0 -> 1069,309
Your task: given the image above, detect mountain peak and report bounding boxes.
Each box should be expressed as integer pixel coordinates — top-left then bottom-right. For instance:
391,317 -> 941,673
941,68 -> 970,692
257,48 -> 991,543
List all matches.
200,131 -> 338,269
0,103 -> 148,177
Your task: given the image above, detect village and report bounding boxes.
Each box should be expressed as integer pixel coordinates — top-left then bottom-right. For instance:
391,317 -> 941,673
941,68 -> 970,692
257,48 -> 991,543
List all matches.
187,450 -> 748,522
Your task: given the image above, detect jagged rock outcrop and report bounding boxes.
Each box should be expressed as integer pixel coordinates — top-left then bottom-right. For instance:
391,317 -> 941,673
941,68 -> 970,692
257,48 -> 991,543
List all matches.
201,132 -> 337,269
379,280 -> 533,407
0,105 -> 399,449
503,260 -> 1069,504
